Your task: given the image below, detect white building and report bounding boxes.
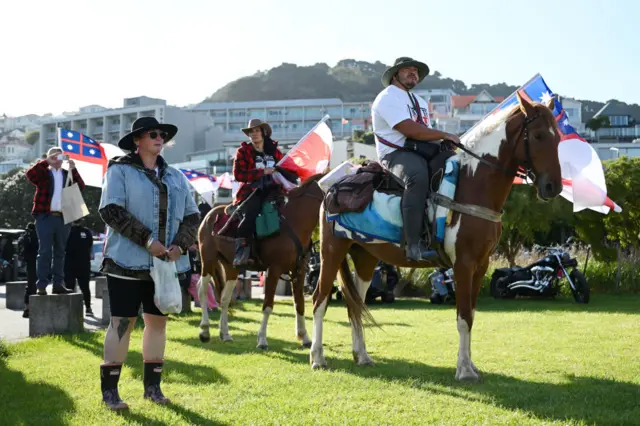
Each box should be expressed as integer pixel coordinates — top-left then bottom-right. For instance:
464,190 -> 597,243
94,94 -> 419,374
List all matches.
0,130 -> 33,161
1,114 -> 50,132
188,98 -> 371,149
39,96 -> 223,164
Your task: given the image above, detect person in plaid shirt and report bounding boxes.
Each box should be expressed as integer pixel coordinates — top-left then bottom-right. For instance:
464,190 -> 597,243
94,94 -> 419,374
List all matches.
26,146 -> 85,295
232,119 -> 285,266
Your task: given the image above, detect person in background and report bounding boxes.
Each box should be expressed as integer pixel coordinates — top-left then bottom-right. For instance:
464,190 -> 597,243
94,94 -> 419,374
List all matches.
25,147 -> 85,295
19,222 -> 39,318
98,117 -> 199,411
64,221 -> 94,315
198,202 -> 211,222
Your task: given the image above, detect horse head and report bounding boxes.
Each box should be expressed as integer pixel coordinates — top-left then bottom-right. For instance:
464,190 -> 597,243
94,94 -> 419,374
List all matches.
508,93 -> 563,200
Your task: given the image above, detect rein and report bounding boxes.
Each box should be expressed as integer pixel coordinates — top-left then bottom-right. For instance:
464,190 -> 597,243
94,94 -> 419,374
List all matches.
449,111 -> 543,184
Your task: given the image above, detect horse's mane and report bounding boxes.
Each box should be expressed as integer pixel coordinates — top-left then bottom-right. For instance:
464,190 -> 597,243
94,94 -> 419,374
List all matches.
461,101 -> 557,150
287,173 -> 326,198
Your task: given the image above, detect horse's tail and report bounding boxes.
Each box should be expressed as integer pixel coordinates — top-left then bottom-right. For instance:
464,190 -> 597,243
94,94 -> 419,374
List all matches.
338,258 -> 378,333
198,205 -> 226,277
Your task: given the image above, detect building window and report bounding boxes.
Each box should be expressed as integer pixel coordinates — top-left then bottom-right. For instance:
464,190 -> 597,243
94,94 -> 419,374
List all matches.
470,104 -> 483,114
609,115 -> 629,127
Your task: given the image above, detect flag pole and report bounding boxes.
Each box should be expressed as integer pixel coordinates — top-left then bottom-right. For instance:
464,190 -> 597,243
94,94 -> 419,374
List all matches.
276,114 -> 331,167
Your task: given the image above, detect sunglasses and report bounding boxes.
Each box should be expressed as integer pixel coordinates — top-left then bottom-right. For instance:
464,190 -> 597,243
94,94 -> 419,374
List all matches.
147,130 -> 168,140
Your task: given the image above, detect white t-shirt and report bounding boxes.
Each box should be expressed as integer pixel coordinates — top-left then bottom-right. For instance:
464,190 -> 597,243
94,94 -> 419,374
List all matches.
371,85 -> 432,159
50,168 -> 64,212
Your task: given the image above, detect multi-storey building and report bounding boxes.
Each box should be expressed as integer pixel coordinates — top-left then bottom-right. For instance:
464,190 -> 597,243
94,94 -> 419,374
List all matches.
38,96 -> 221,164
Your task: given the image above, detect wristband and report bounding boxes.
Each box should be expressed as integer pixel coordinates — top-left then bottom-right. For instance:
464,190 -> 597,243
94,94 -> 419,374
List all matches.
145,236 -> 154,249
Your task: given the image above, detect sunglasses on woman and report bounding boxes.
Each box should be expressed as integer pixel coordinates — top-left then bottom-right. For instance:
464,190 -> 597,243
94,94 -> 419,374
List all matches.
147,130 -> 168,140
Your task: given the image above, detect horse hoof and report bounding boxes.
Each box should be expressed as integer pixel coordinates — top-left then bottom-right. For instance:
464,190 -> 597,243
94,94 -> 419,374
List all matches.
301,341 -> 312,349
199,333 -> 210,343
311,363 -> 328,370
357,359 -> 375,367
455,370 -> 482,383
219,334 -> 233,342
257,344 -> 269,350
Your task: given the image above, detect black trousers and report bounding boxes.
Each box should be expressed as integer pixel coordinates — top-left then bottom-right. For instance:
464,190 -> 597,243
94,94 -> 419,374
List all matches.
381,150 -> 431,246
64,265 -> 91,307
23,259 -> 37,306
237,190 -> 267,239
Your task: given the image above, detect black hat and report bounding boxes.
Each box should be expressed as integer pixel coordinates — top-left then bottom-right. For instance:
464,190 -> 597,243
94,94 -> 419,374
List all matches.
117,117 -> 178,151
381,57 -> 430,87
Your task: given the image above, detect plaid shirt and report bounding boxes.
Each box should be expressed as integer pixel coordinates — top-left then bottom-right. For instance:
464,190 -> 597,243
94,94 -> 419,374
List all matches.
26,160 -> 85,216
233,141 -> 284,204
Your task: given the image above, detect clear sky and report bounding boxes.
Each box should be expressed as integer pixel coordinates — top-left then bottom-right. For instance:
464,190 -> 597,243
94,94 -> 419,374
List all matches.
1,0 -> 637,116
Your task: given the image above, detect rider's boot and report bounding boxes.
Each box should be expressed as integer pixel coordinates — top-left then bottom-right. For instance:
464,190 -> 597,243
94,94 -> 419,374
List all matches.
403,199 -> 438,262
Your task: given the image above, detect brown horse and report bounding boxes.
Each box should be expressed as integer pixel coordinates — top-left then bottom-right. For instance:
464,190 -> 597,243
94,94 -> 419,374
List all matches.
197,175 -> 324,349
310,94 -> 563,381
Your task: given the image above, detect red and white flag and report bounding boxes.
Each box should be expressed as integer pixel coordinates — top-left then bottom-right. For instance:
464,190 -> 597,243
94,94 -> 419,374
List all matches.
216,172 -> 234,190
276,116 -> 333,182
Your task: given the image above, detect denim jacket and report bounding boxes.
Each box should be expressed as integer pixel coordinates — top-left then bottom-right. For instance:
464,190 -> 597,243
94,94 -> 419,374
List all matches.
99,154 -> 199,275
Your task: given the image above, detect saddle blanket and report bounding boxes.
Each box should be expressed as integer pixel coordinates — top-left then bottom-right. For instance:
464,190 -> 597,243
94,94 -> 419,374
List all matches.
327,156 -> 460,245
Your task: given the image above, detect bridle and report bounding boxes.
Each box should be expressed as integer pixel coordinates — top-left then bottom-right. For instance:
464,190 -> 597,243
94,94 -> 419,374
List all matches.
448,109 -> 546,184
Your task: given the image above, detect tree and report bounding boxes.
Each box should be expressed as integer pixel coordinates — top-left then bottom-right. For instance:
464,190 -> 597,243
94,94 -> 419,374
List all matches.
586,116 -> 610,132
497,185 -> 573,266
352,130 -> 375,146
25,131 -> 40,145
574,157 -> 640,260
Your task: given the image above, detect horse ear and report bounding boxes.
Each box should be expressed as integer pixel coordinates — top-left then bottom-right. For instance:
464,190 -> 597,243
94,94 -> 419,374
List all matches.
516,91 -> 535,117
546,96 -> 556,112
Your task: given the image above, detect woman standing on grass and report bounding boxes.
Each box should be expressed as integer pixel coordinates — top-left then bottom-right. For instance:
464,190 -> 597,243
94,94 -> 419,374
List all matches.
98,117 -> 200,411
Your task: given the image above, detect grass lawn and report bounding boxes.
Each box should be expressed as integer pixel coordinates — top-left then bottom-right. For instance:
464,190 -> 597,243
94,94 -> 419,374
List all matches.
1,295 -> 639,425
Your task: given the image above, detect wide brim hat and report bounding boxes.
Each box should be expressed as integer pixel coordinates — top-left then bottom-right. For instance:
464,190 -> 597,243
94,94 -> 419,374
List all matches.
117,116 -> 178,151
242,118 -> 272,138
382,57 -> 430,87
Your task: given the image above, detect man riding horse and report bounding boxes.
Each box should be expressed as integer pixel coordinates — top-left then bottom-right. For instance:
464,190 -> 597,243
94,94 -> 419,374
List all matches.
232,118 -> 290,266
372,57 -> 461,262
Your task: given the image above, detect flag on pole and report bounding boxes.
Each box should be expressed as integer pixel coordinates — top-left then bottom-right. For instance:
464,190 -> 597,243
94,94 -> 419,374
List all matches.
58,128 -> 107,188
467,74 -> 621,214
276,115 -> 333,182
180,169 -> 219,206
180,169 -> 219,194
216,172 -> 234,190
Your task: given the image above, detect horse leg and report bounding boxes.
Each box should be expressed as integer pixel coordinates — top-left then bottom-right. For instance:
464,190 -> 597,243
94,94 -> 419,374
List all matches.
292,264 -> 311,348
468,259 -> 489,377
218,271 -> 237,342
197,274 -> 213,343
310,221 -> 351,370
348,247 -> 378,366
257,267 -> 280,350
454,261 -> 480,382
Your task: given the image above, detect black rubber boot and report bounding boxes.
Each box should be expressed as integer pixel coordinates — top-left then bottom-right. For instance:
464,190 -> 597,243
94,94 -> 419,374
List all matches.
143,361 -> 170,405
101,364 -> 128,411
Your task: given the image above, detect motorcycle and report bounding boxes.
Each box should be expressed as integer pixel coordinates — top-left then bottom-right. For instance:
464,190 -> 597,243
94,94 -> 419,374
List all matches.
429,268 -> 456,305
490,245 -> 590,303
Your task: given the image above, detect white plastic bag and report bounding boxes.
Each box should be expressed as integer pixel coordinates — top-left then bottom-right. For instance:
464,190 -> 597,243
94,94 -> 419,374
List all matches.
317,161 -> 360,192
149,257 -> 182,314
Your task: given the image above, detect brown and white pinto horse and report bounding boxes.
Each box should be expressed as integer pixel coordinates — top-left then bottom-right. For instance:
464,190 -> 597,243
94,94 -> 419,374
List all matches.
310,94 -> 562,381
197,175 -> 324,349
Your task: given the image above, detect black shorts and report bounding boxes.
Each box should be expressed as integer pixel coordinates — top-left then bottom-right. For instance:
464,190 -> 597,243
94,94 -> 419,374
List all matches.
106,275 -> 167,318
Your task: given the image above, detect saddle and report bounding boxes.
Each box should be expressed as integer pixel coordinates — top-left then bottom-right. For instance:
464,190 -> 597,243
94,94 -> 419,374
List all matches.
325,150 -> 455,215
324,150 -> 456,261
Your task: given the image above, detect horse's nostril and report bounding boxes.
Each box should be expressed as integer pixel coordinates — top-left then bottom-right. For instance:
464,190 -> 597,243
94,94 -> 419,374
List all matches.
545,182 -> 555,195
